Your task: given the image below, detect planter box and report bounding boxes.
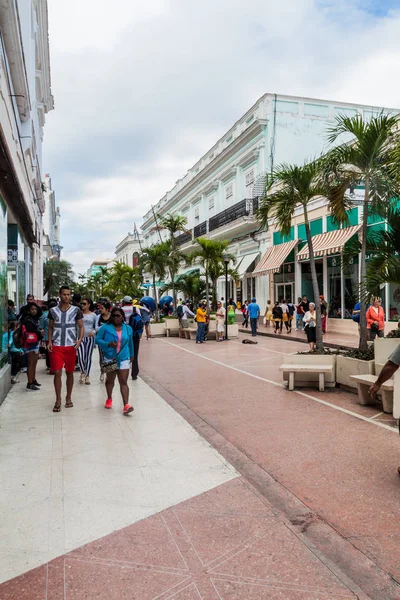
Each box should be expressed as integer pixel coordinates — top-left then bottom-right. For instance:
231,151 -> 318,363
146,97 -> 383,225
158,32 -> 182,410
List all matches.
337,355 -> 375,392
150,322 -> 166,337
228,324 -> 239,337
281,354 -> 336,388
374,338 -> 400,375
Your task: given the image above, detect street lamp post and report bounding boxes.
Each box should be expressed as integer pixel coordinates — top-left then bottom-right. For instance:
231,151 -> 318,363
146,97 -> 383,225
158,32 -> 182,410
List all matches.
223,253 -> 230,341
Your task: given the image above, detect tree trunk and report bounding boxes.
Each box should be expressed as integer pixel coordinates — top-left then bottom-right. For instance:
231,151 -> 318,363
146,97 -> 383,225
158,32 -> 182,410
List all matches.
211,277 -> 217,311
358,176 -> 370,353
153,274 -> 159,322
304,207 -> 323,350
205,265 -> 210,311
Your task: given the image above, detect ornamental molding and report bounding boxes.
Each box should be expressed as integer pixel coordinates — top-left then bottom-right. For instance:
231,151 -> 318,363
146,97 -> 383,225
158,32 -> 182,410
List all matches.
236,149 -> 259,169
203,179 -> 219,195
219,166 -> 238,183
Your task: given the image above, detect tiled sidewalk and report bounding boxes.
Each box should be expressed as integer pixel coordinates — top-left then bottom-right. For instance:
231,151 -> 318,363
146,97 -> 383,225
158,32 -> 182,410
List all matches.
1,478 -> 360,599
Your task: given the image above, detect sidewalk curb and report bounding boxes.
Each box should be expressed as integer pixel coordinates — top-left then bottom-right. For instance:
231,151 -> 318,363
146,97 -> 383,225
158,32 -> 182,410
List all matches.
141,371 -> 400,600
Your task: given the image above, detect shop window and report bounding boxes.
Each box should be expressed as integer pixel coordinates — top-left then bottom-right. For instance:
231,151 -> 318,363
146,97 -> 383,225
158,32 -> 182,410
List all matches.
389,283 -> 400,321
327,255 -> 359,319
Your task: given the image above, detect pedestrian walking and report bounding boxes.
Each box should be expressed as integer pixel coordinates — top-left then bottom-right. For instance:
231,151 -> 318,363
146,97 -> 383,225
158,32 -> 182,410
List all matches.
227,302 -> 236,325
48,286 -> 84,412
195,302 -> 207,344
247,297 -> 260,337
216,301 -> 225,341
78,298 -> 97,385
303,302 -> 317,350
273,301 -> 283,334
8,299 -> 16,323
129,309 -> 143,380
121,296 -> 135,324
138,301 -> 151,339
367,297 -> 385,341
179,300 -> 194,337
287,300 -> 295,333
280,299 -> 290,333
20,302 -> 43,391
295,297 -> 303,331
8,322 -> 24,384
320,295 -> 328,334
264,300 -> 273,327
241,300 -> 249,328
96,301 -> 112,382
96,307 -> 134,414
40,299 -> 57,373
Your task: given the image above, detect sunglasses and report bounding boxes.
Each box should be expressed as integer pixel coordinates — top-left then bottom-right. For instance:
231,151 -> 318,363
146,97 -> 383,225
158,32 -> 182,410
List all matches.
112,314 -> 123,318
81,302 -> 88,306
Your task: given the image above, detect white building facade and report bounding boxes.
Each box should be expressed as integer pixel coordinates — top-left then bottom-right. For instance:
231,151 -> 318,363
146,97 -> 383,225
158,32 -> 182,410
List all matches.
43,173 -> 60,260
112,231 -> 142,269
141,93 -> 398,318
0,0 -> 53,403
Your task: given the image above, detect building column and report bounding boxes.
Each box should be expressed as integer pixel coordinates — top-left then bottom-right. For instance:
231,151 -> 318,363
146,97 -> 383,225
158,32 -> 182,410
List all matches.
295,257 -> 302,301
322,255 -> 328,302
341,260 -> 345,319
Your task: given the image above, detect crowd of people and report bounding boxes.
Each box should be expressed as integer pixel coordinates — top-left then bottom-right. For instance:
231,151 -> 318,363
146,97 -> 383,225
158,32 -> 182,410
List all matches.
7,290 -> 152,414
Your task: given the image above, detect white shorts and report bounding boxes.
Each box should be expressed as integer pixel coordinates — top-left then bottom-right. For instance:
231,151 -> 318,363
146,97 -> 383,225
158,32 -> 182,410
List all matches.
119,360 -> 130,371
216,321 -> 225,333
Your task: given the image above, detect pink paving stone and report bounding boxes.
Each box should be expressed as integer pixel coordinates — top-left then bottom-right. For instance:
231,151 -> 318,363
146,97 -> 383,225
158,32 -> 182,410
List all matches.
166,582 -> 203,599
0,564 -> 47,600
208,520 -> 354,594
63,557 -> 190,600
211,579 -> 356,599
141,337 -> 400,585
69,513 -> 188,570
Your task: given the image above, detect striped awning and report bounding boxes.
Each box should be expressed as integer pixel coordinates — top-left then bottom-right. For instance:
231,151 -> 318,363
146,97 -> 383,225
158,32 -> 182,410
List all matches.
253,239 -> 299,276
296,224 -> 361,261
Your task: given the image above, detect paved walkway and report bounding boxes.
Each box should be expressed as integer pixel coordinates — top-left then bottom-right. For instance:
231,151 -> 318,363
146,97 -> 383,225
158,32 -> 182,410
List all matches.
0,334 -> 399,599
241,323 -> 359,348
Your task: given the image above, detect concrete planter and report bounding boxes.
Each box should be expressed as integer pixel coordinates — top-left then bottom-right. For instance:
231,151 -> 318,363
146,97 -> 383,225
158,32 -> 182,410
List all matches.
228,324 -> 239,337
150,322 -> 167,336
281,353 -> 336,388
336,355 -> 375,392
375,338 -> 400,375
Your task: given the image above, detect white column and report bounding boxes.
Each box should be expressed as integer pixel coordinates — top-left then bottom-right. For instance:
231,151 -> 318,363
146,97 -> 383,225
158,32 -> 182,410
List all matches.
385,282 -> 390,324
295,257 -> 302,301
341,259 -> 345,320
322,255 -> 328,302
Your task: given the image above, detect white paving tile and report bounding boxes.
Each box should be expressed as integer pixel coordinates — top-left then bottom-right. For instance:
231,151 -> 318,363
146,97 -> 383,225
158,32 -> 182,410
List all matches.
0,361 -> 238,583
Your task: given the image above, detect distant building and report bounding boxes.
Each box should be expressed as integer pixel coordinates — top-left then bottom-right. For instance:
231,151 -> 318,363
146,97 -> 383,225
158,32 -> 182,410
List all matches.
113,230 -> 142,269
86,260 -> 111,279
140,93 -> 399,319
43,174 -> 61,260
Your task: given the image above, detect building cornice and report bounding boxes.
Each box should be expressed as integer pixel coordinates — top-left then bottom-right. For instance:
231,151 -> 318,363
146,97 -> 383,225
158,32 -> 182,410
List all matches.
0,0 -> 31,121
142,118 -> 267,229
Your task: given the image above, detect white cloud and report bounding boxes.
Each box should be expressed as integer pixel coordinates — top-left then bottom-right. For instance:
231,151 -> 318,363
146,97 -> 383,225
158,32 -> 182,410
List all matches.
44,0 -> 400,274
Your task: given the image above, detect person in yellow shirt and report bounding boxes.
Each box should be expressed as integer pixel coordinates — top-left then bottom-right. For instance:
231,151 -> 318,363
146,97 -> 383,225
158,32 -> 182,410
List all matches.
195,303 -> 207,344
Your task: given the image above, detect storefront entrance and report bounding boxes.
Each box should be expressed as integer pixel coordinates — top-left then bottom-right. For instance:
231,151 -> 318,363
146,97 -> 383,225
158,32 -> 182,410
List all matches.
275,283 -> 294,303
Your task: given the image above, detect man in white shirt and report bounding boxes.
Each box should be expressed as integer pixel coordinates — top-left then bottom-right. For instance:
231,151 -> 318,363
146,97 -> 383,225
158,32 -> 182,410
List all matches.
216,301 -> 226,342
179,301 -> 195,337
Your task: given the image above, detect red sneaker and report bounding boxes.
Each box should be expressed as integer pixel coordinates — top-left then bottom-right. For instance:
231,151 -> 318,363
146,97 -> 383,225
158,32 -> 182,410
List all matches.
104,398 -> 113,409
123,404 -> 134,415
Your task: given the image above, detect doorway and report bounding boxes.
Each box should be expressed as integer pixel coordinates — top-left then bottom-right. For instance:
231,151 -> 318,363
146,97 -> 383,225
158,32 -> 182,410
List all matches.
275,283 -> 293,303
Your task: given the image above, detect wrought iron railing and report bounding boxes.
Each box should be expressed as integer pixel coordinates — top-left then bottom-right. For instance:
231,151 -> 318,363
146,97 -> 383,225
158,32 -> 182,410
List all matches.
209,199 -> 249,232
193,221 -> 207,238
175,232 -> 192,246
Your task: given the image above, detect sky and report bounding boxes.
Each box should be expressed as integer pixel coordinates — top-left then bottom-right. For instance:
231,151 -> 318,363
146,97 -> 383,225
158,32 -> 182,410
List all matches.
44,0 -> 400,276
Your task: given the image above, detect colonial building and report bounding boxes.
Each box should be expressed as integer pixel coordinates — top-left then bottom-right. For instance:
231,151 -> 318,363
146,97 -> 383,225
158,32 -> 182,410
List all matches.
86,260 -> 111,279
140,93 -> 399,324
43,174 -> 61,260
110,230 -> 142,269
0,0 -> 54,402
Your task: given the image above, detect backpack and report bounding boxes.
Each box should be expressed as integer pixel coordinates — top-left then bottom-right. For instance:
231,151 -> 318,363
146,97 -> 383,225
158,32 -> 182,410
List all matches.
12,324 -> 23,349
177,305 -> 183,318
129,313 -> 143,337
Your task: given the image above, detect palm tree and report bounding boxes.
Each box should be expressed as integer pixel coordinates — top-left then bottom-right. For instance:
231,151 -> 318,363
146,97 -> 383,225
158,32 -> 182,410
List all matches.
103,262 -> 141,300
160,271 -> 207,307
188,238 -> 235,311
139,242 -> 170,321
258,161 -> 346,351
156,213 -> 189,309
208,257 -> 237,310
324,113 -> 400,352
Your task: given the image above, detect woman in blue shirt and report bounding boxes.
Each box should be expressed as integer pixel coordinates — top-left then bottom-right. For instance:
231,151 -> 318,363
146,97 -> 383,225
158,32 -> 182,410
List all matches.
96,307 -> 134,415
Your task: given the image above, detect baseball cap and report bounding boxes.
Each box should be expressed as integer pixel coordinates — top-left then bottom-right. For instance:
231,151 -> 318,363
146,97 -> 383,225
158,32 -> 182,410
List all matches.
123,296 -> 132,303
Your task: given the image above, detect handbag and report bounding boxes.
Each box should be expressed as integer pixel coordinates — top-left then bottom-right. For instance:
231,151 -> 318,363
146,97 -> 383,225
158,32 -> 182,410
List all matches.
101,358 -> 118,373
370,322 -> 379,332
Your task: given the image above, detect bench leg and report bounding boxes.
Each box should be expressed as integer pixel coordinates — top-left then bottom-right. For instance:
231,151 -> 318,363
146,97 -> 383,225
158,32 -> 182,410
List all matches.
381,390 -> 393,414
357,383 -> 372,406
318,372 -> 325,392
166,329 -> 170,338
288,372 -> 295,391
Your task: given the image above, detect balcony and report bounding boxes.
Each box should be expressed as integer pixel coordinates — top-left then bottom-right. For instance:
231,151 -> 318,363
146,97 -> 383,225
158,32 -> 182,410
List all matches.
193,220 -> 207,238
175,231 -> 192,247
172,198 -> 260,250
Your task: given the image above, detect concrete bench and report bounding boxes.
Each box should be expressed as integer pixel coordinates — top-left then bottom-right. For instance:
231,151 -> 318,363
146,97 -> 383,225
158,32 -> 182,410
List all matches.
279,364 -> 334,392
165,326 -> 180,338
351,374 -> 394,414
